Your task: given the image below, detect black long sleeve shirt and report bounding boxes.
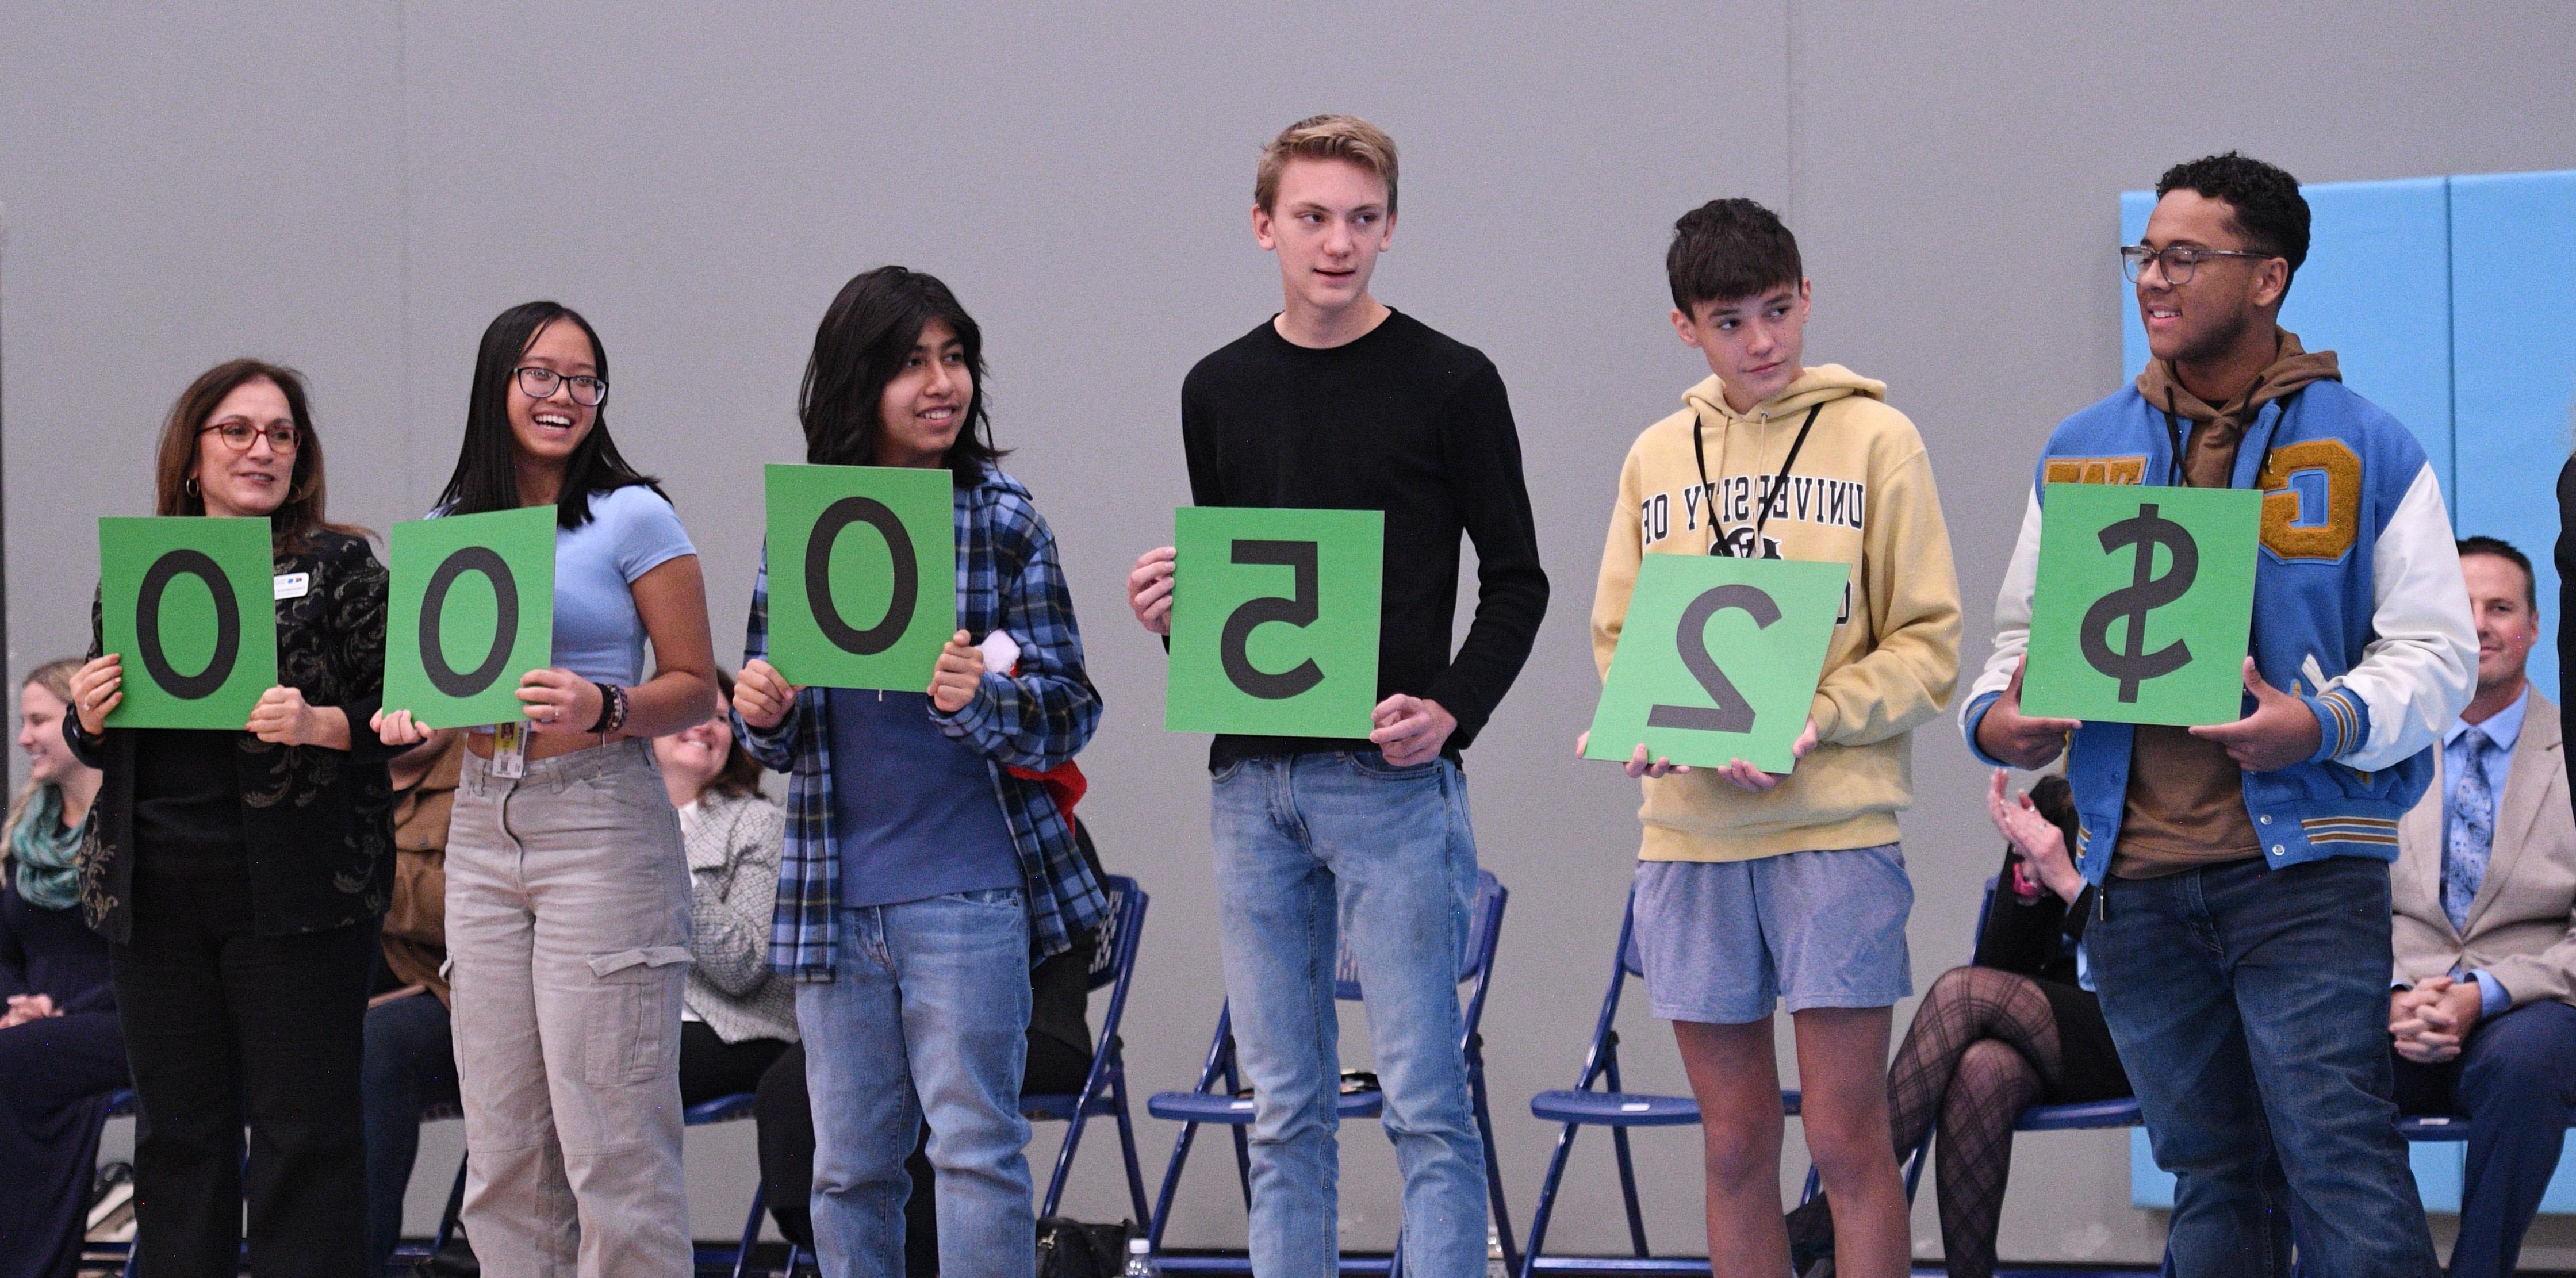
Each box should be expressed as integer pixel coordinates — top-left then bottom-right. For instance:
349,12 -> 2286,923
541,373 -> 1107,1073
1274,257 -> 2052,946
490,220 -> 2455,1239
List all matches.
1181,312 -> 1549,769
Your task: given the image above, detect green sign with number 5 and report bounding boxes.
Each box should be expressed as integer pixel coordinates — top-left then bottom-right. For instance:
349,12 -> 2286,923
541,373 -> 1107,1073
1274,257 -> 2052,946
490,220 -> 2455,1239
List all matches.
1165,506 -> 1382,738
1585,554 -> 1849,773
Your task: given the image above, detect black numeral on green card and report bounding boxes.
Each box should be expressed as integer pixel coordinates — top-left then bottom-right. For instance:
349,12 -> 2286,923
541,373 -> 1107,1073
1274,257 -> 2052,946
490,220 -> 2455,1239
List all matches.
806,496 -> 919,658
420,546 -> 521,699
1645,584 -> 1778,735
136,549 -> 240,700
1220,539 -> 1324,700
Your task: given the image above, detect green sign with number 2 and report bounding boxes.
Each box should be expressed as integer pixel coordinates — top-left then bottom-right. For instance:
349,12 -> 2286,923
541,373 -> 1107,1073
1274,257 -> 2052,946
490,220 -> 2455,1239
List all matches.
1165,506 -> 1382,738
1585,554 -> 1848,773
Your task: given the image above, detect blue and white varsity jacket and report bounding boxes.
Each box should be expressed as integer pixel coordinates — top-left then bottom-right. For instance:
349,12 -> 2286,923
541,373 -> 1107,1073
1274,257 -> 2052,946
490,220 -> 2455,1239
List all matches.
1960,378 -> 2474,883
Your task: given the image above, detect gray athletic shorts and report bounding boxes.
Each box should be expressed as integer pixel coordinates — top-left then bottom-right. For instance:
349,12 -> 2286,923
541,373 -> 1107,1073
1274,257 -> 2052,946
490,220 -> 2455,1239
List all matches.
1632,843 -> 1914,1024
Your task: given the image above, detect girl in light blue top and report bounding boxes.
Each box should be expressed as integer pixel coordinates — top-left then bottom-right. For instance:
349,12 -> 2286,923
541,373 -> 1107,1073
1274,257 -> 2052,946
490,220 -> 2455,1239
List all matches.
376,301 -> 716,1278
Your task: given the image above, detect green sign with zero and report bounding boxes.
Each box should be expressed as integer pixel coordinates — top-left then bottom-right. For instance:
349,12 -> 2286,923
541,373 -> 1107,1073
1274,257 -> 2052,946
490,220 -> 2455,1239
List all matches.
385,507 -> 558,728
762,463 -> 957,692
2022,482 -> 2261,726
1164,506 -> 1383,738
98,516 -> 279,730
1584,554 -> 1848,773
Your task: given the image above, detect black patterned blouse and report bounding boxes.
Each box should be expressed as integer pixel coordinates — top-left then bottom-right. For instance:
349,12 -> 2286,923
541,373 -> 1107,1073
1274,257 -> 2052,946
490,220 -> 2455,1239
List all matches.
68,528 -> 397,942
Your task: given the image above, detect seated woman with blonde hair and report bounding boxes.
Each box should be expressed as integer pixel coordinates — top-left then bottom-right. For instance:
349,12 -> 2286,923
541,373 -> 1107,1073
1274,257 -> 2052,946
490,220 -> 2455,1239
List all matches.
0,658 -> 125,1278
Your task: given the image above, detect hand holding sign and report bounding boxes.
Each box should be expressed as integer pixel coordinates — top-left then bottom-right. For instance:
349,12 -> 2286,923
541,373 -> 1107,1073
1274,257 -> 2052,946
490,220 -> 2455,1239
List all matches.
98,517 -> 280,730
1165,507 -> 1383,738
734,659 -> 797,730
1584,555 -> 1847,774
764,464 -> 956,692
68,655 -> 122,738
2023,483 -> 2260,726
930,631 -> 984,713
1127,546 -> 1176,635
2188,657 -> 2323,771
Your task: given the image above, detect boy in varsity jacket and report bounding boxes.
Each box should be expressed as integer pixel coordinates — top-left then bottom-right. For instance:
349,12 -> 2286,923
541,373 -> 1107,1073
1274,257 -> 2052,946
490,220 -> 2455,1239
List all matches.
1962,153 -> 2474,1276
1590,198 -> 1959,1278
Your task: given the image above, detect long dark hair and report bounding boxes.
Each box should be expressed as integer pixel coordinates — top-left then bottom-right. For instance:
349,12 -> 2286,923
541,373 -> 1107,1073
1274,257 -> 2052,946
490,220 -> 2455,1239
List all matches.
154,359 -> 365,550
436,301 -> 666,528
799,267 -> 1006,487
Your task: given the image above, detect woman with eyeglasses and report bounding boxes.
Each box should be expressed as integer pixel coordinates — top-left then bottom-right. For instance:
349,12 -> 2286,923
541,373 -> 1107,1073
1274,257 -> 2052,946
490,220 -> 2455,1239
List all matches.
62,359 -> 396,1276
374,301 -> 716,1277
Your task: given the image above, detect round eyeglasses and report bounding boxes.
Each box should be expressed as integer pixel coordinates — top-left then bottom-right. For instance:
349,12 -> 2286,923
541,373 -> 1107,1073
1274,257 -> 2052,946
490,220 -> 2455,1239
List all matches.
513,366 -> 610,407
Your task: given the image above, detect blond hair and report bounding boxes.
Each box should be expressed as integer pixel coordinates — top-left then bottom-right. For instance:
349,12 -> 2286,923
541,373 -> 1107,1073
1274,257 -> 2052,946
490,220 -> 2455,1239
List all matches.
5,658 -> 86,850
1255,114 -> 1398,216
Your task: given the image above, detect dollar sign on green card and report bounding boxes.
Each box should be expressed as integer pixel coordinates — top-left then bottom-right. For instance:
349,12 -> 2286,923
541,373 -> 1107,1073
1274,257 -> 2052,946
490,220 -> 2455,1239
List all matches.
2079,502 -> 2198,702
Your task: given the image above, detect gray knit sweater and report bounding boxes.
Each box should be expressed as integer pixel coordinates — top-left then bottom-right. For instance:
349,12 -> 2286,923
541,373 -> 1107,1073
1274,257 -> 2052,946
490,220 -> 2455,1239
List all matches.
683,790 -> 799,1045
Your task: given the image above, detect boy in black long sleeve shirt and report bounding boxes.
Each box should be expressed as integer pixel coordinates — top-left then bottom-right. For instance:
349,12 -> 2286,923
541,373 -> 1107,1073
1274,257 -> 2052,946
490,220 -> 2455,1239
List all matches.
1128,116 -> 1546,1278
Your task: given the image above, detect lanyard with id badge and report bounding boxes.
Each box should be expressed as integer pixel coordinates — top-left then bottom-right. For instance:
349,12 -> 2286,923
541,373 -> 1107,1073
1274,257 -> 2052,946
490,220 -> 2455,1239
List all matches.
488,720 -> 528,778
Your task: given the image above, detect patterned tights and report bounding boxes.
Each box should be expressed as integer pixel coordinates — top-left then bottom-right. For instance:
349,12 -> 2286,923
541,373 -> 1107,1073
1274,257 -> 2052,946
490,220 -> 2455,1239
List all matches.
1787,966 -> 2061,1278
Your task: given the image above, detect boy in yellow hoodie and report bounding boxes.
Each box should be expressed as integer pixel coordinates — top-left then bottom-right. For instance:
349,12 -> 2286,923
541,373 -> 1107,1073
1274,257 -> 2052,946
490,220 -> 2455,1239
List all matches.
1588,199 -> 1960,1278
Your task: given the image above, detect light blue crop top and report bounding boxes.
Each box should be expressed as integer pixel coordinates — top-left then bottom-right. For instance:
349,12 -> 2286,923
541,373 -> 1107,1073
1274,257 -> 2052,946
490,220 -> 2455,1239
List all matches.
548,485 -> 696,686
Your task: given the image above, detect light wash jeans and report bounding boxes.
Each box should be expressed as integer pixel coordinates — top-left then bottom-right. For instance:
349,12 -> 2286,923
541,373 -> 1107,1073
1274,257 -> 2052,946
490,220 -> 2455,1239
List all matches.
798,889 -> 1035,1278
1210,750 -> 1487,1278
446,739 -> 695,1278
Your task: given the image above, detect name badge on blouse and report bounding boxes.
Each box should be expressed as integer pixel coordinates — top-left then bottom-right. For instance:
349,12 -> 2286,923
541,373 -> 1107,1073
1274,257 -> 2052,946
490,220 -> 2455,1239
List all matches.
273,572 -> 311,600
490,721 -> 528,779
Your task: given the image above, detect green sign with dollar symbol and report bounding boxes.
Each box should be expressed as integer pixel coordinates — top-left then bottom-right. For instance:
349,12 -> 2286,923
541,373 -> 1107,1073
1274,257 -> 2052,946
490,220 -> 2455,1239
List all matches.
2023,483 -> 2261,726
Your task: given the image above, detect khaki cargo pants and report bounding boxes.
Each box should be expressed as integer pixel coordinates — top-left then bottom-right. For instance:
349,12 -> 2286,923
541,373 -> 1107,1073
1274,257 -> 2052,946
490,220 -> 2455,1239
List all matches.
446,738 -> 695,1277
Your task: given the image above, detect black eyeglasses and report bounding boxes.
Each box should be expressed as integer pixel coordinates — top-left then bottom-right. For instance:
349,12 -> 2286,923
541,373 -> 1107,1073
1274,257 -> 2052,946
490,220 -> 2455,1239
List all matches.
2121,244 -> 2276,285
513,366 -> 610,407
199,421 -> 300,454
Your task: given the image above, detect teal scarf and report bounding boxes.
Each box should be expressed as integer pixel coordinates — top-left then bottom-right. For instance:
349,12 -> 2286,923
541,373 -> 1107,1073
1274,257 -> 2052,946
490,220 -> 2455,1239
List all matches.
11,785 -> 87,911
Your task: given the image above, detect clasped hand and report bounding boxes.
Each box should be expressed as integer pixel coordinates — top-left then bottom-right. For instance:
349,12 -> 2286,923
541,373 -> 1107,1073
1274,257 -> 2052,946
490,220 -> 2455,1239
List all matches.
2389,976 -> 2483,1064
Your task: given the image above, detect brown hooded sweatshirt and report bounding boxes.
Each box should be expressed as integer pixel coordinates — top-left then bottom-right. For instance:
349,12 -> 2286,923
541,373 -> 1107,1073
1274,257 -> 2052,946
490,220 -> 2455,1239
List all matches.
2113,328 -> 2342,878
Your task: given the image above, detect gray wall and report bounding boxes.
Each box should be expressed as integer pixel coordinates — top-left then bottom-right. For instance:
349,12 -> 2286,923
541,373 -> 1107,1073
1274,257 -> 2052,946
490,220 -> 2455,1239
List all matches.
9,2 -> 2575,1266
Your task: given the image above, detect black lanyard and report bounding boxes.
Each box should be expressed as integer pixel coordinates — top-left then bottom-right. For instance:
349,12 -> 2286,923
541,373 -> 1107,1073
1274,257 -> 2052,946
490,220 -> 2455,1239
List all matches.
1693,403 -> 1823,557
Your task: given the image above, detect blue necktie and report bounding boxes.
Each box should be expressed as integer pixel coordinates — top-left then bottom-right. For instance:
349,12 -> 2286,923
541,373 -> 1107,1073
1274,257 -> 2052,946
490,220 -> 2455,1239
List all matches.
2444,728 -> 2497,935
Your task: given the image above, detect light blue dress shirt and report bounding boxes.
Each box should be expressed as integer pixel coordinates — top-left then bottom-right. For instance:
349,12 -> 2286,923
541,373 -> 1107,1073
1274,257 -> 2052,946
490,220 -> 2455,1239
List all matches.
2441,686 -> 2529,1018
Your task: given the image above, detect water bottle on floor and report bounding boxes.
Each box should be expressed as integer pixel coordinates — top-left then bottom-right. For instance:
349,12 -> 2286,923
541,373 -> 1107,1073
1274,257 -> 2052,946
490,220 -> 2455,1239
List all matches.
1487,1223 -> 1507,1278
1122,1237 -> 1162,1278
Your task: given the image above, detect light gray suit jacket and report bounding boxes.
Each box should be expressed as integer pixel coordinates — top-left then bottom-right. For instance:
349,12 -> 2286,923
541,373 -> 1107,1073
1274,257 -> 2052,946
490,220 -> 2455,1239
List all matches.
2394,689 -> 2576,1010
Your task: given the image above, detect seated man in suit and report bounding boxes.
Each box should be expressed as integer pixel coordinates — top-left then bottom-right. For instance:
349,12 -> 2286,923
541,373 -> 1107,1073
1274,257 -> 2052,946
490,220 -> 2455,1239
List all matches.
2391,534 -> 2576,1278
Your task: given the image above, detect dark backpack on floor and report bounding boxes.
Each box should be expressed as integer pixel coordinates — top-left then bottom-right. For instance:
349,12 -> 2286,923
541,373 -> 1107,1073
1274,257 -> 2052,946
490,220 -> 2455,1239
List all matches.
1036,1217 -> 1132,1278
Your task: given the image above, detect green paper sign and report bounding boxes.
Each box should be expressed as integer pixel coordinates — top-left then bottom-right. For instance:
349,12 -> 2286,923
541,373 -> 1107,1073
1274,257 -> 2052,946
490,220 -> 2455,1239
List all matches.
99,517 -> 279,730
1165,506 -> 1383,738
2023,483 -> 2261,726
1584,554 -> 1848,772
384,508 -> 557,728
762,464 -> 956,692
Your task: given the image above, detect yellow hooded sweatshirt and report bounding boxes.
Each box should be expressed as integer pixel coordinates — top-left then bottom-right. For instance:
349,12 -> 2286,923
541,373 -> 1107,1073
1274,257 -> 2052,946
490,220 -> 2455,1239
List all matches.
1591,366 -> 1961,861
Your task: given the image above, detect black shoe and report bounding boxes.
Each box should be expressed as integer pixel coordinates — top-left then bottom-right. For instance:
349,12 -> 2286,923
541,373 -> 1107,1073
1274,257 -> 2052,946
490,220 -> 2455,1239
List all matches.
1784,1192 -> 1834,1273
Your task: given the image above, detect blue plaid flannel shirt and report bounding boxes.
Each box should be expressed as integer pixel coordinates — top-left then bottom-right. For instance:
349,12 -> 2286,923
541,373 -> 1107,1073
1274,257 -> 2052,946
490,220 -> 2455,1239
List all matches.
737,467 -> 1107,978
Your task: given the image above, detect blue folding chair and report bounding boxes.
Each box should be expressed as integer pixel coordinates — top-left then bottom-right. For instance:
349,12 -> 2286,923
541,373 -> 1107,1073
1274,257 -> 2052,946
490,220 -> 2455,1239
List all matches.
1144,870 -> 1514,1277
1519,888 -> 1804,1276
91,1089 -> 139,1278
1022,873 -> 1156,1225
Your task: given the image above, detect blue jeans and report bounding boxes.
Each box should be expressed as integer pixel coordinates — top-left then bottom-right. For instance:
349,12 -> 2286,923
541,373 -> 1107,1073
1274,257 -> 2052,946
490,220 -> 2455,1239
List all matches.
1210,751 -> 1488,1278
2393,999 -> 2576,1278
2089,855 -> 2439,1277
361,990 -> 460,1271
796,891 -> 1034,1278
